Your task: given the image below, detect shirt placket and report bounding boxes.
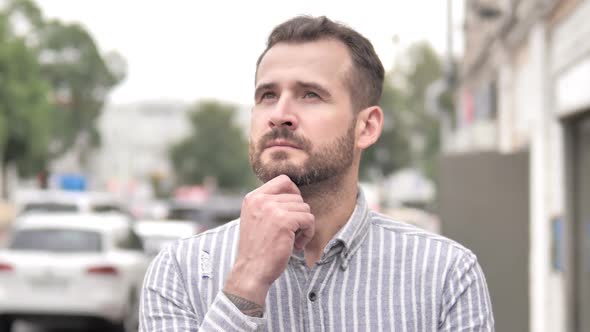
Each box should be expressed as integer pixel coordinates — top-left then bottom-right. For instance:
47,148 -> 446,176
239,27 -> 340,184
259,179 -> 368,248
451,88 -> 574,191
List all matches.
296,245 -> 342,332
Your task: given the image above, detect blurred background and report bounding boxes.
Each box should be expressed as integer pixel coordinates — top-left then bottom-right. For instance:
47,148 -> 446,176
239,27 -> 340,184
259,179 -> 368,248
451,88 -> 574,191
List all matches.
0,0 -> 588,331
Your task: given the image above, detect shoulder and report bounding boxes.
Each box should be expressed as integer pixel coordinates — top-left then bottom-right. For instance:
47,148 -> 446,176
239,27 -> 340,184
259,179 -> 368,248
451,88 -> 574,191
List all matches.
145,220 -> 240,290
369,211 -> 478,262
168,219 -> 241,258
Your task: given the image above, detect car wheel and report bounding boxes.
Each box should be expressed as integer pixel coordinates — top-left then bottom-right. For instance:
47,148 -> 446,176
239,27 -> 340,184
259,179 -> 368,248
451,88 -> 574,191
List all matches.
0,317 -> 13,332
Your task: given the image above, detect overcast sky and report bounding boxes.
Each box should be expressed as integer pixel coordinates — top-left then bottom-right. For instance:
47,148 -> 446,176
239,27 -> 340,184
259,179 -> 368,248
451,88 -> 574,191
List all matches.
38,0 -> 465,106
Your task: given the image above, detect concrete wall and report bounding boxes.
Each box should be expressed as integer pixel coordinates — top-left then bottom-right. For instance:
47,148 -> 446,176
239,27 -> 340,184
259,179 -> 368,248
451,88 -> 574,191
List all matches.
439,150 -> 530,332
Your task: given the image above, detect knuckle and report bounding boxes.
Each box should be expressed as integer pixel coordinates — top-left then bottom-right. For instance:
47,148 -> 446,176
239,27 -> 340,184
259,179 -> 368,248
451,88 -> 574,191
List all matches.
242,193 -> 253,206
284,220 -> 299,232
274,209 -> 287,220
262,200 -> 277,213
243,188 -> 260,201
246,193 -> 263,207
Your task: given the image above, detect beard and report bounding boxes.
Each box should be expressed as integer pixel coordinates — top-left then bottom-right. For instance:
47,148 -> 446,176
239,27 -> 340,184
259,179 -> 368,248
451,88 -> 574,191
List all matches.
250,121 -> 356,187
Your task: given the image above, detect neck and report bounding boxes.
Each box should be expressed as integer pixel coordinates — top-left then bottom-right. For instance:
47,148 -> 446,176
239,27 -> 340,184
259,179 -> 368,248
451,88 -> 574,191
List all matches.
299,170 -> 358,267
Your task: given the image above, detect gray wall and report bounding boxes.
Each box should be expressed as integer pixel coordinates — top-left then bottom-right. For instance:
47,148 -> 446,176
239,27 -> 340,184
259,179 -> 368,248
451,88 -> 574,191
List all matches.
439,150 -> 530,332
564,112 -> 590,332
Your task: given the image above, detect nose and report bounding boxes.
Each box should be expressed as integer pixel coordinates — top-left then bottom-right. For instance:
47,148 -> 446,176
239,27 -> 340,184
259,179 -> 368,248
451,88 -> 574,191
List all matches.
268,95 -> 298,130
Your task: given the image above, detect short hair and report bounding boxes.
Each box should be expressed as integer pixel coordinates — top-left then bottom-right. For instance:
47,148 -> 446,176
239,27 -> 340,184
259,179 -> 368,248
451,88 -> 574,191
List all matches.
256,16 -> 385,111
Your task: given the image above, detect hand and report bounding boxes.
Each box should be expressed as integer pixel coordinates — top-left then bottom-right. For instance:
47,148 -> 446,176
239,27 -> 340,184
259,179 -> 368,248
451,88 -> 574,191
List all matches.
224,175 -> 315,307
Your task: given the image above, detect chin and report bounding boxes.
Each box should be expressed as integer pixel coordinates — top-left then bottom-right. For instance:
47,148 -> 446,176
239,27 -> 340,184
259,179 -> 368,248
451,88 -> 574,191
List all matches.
264,152 -> 306,164
263,161 -> 300,173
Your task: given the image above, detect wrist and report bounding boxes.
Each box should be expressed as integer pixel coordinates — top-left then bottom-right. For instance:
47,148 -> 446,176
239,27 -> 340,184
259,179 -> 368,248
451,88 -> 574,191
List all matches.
223,264 -> 270,307
222,290 -> 265,318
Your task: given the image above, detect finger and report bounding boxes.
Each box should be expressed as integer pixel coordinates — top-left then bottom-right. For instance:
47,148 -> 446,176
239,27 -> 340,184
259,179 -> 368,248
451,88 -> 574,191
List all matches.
271,194 -> 305,204
257,175 -> 301,195
291,213 -> 315,250
294,229 -> 314,250
275,202 -> 310,213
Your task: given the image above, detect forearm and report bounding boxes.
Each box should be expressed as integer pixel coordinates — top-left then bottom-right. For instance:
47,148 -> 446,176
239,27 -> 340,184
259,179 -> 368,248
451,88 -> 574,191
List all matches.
141,288 -> 267,331
221,255 -> 273,316
140,247 -> 268,332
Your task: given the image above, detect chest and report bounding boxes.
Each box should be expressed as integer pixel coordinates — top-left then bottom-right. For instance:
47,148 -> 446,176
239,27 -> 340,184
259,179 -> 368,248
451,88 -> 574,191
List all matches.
194,248 -> 445,332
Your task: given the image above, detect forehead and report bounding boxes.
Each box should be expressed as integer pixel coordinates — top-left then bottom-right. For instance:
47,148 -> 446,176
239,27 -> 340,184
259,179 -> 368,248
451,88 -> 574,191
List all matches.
256,39 -> 352,89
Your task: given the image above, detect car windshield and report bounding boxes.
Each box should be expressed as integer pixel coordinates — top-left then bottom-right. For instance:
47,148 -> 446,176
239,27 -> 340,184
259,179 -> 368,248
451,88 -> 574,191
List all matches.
23,202 -> 78,213
92,205 -> 124,213
167,207 -> 206,221
9,229 -> 102,253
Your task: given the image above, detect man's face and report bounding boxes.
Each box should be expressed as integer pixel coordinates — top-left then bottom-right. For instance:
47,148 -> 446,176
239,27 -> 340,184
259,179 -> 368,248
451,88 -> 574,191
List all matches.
250,39 -> 358,187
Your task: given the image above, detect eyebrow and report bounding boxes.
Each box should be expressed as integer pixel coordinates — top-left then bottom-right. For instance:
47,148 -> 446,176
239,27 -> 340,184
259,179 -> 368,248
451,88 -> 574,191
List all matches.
296,81 -> 332,99
254,82 -> 277,100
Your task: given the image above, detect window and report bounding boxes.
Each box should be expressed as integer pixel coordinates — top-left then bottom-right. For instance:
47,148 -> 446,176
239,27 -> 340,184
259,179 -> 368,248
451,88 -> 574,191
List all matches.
23,203 -> 78,213
167,207 -> 205,221
116,229 -> 144,251
10,229 -> 102,253
92,205 -> 124,213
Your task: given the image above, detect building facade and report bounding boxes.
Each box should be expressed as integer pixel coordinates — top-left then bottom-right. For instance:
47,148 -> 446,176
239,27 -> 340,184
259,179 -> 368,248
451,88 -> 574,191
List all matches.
440,0 -> 590,331
94,101 -> 192,198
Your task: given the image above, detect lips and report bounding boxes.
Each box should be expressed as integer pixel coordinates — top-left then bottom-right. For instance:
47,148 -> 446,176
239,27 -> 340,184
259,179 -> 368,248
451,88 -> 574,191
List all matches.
265,139 -> 301,149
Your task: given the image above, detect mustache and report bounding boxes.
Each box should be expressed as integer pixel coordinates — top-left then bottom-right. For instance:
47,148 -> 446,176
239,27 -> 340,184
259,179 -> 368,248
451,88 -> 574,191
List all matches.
257,128 -> 311,151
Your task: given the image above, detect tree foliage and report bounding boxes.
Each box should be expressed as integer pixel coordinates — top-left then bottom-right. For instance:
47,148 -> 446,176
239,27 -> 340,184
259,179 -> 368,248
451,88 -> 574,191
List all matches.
360,72 -> 412,180
360,42 -> 448,181
0,0 -> 125,195
39,19 -> 125,157
171,101 -> 256,190
0,12 -> 51,179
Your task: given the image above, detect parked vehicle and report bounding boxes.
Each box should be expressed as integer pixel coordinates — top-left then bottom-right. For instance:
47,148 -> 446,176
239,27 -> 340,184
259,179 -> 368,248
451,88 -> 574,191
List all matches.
134,220 -> 197,257
0,213 -> 149,332
14,189 -> 130,218
166,194 -> 242,230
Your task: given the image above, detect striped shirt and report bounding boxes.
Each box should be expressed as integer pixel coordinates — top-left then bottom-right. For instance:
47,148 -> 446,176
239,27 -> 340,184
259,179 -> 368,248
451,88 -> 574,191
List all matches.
140,191 -> 494,331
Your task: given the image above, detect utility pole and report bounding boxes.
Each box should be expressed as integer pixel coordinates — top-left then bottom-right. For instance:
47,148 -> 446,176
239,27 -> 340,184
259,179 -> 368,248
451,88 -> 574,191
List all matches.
425,0 -> 455,150
446,0 -> 454,78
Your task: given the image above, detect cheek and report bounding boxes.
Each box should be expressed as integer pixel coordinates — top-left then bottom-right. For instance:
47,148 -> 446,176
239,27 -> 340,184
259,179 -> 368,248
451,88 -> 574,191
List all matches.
308,117 -> 351,140
249,133 -> 261,150
249,117 -> 266,138
250,111 -> 265,128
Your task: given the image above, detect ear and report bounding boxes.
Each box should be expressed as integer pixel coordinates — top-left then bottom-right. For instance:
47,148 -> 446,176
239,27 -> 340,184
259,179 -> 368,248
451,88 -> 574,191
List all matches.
355,106 -> 383,150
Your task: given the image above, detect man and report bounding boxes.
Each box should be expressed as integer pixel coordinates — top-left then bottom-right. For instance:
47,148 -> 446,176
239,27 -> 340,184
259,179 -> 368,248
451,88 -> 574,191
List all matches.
140,16 -> 494,331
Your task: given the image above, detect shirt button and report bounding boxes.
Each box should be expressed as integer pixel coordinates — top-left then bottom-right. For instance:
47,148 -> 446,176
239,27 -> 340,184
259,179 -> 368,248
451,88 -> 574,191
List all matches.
308,291 -> 317,302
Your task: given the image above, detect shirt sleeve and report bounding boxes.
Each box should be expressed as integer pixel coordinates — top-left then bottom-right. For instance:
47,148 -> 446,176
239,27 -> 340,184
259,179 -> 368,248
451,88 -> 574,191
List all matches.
139,245 -> 267,331
439,250 -> 495,331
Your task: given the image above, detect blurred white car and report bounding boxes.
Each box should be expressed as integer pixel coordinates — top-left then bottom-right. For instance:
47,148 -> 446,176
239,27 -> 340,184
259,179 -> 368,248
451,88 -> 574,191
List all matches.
0,214 -> 149,332
134,220 -> 198,257
14,189 -> 129,217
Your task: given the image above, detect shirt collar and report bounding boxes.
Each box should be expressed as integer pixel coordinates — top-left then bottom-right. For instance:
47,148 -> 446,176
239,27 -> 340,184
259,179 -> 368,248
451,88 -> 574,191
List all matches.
291,187 -> 372,263
326,187 -> 371,255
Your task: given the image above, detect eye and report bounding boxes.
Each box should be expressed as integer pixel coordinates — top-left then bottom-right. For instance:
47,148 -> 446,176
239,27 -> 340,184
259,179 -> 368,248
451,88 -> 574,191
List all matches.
303,91 -> 320,99
260,91 -> 277,101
